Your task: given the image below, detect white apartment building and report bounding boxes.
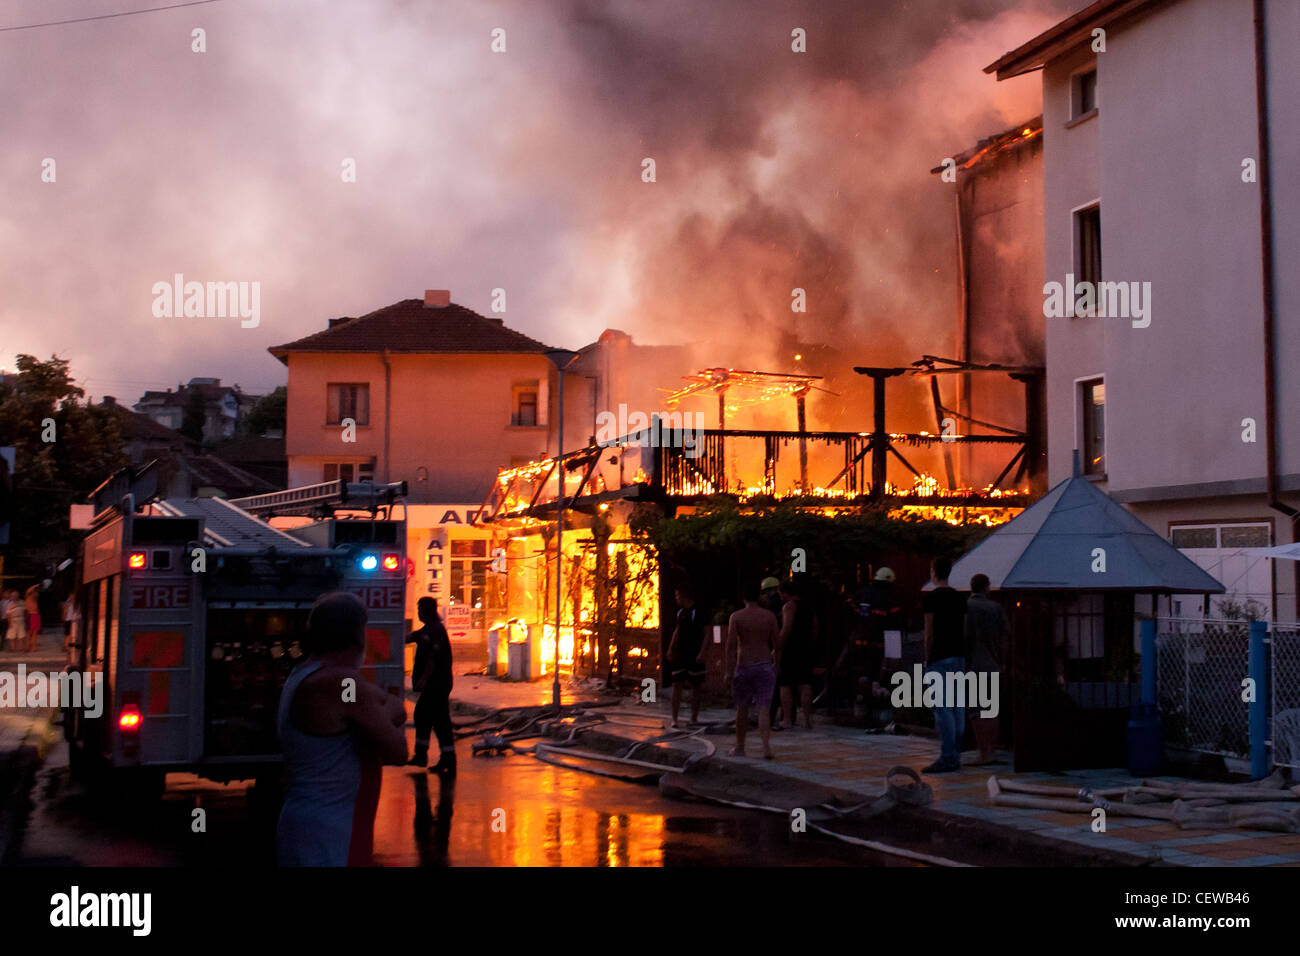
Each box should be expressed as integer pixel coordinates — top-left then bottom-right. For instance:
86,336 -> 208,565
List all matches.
988,0 -> 1300,620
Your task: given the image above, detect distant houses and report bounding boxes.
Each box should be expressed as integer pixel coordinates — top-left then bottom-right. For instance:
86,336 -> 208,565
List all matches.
133,377 -> 260,444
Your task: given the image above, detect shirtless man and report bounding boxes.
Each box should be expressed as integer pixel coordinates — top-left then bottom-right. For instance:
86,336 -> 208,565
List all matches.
725,580 -> 780,759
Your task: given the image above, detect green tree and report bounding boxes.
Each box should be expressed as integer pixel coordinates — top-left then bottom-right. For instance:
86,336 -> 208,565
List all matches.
241,385 -> 286,436
180,388 -> 207,444
0,355 -> 127,561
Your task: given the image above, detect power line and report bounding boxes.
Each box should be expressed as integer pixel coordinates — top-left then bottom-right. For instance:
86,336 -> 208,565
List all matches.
0,0 -> 225,33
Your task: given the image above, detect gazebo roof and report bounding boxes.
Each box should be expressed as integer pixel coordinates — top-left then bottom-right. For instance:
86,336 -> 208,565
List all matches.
945,475 -> 1225,593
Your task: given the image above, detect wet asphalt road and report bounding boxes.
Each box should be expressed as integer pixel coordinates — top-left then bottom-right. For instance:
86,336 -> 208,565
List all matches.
13,738 -> 916,867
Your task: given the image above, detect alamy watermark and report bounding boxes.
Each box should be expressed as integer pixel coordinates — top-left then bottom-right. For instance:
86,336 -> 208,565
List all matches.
50,886 -> 150,936
151,273 -> 260,328
1042,273 -> 1150,328
0,666 -> 103,717
595,405 -> 705,458
890,664 -> 999,718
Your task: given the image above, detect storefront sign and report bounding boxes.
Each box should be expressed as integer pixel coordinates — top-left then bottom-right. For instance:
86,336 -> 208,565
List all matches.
446,604 -> 472,637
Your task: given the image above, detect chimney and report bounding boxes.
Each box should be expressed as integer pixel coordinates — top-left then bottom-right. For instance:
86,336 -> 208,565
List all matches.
328,316 -> 353,328
424,289 -> 451,308
103,395 -> 116,407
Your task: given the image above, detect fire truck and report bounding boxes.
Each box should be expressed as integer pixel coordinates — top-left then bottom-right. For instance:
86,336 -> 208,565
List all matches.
66,478 -> 409,797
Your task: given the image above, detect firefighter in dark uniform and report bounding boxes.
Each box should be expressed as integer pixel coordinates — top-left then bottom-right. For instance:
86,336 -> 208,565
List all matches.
854,567 -> 902,695
406,597 -> 456,776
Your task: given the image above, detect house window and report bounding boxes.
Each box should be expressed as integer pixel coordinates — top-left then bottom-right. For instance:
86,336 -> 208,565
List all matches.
322,460 -> 375,484
512,382 -> 539,427
1073,68 -> 1097,117
323,463 -> 355,483
326,383 -> 369,425
1075,204 -> 1101,293
1080,378 -> 1105,475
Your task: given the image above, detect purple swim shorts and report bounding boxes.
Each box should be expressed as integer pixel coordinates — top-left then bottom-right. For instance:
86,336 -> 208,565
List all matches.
732,661 -> 776,710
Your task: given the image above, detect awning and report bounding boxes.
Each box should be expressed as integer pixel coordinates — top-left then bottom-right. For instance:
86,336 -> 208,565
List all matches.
1244,542 -> 1300,561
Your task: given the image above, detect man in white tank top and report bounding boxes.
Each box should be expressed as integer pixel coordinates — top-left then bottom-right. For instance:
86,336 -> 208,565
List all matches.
277,592 -> 408,866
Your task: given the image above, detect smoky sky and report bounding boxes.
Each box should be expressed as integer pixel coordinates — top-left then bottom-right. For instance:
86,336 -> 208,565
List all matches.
0,0 -> 1066,405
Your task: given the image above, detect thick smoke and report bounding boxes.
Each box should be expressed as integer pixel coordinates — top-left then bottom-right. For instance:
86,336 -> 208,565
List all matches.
550,0 -> 1065,438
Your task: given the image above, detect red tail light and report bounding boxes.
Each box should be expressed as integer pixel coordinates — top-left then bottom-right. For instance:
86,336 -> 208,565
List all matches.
128,552 -> 147,569
119,704 -> 142,731
382,554 -> 400,571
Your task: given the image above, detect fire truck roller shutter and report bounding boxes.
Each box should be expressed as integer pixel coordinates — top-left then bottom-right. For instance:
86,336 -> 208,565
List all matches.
131,630 -> 185,716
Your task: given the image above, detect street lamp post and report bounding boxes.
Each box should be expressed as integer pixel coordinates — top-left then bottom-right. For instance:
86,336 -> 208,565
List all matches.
546,349 -> 579,710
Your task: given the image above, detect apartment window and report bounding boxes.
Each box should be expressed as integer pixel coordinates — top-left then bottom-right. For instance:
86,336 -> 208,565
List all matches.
1080,378 -> 1105,475
511,382 -> 539,427
326,383 -> 369,425
1073,68 -> 1097,118
1075,204 -> 1101,293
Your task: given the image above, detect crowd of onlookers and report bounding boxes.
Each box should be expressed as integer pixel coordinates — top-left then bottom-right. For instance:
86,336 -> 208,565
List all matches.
665,557 -> 1010,771
0,586 -> 42,652
0,585 -> 80,655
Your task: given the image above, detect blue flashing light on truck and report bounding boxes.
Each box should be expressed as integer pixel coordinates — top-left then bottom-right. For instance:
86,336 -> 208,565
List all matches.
66,479 -> 408,797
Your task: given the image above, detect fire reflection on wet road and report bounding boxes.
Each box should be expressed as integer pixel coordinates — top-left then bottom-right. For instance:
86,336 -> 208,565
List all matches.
18,741 -> 916,867
377,755 -> 913,867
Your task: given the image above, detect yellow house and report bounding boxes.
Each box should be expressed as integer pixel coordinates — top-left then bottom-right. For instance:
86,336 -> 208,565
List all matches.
269,290 -> 569,662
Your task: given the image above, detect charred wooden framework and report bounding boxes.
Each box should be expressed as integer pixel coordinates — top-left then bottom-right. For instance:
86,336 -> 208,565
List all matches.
477,358 -> 1044,523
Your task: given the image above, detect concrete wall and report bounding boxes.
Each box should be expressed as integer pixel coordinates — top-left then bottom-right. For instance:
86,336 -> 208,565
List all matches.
1043,42 -> 1103,484
960,133 -> 1045,488
966,138 -> 1045,368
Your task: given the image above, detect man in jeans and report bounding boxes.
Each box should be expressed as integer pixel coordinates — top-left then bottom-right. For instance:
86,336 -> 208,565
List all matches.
922,556 -> 967,773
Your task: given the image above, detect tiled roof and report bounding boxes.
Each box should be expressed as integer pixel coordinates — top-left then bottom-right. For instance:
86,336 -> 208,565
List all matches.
119,409 -> 184,442
269,299 -> 554,362
182,454 -> 278,497
137,382 -> 240,407
210,435 -> 286,464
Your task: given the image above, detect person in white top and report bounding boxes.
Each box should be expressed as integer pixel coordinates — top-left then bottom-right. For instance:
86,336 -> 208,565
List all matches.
4,590 -> 27,652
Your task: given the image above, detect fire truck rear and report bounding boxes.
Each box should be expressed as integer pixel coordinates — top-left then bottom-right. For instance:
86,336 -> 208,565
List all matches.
67,480 -> 408,795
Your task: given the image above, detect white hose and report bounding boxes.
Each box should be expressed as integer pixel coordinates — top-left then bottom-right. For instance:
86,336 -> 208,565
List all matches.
535,743 -> 688,773
672,793 -> 970,867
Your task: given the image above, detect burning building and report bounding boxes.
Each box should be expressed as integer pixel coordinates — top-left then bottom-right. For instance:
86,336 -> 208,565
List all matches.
476,351 -> 1044,685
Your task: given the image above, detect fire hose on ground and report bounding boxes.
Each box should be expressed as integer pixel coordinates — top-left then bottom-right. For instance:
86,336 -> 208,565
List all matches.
658,766 -> 968,867
987,772 -> 1300,832
455,704 -> 964,864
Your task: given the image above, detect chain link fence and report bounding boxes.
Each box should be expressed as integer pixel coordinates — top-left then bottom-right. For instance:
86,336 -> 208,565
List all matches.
1272,624 -> 1300,770
1156,619 -> 1300,770
1156,619 -> 1252,761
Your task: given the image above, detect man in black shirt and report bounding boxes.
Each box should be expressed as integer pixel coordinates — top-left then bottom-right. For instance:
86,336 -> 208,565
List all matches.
406,597 -> 456,776
667,582 -> 706,727
922,556 -> 967,774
